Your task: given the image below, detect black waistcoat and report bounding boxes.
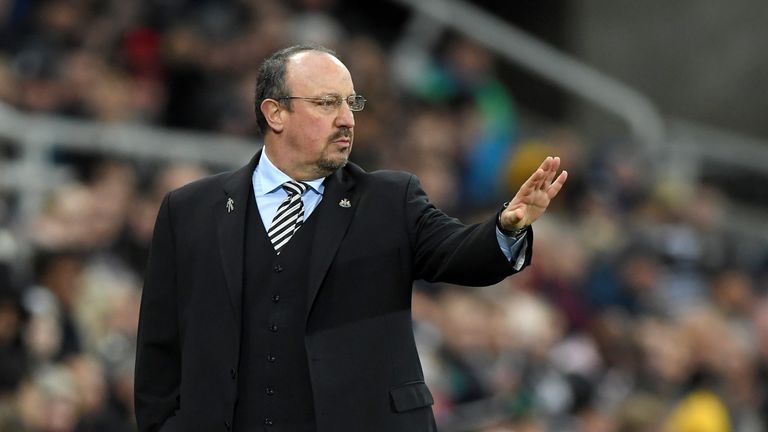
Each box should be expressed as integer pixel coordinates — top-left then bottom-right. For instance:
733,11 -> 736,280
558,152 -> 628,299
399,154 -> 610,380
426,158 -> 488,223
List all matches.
233,189 -> 318,432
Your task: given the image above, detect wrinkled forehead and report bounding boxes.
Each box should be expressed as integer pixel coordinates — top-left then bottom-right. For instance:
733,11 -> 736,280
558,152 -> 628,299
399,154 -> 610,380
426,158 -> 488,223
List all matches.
285,51 -> 354,96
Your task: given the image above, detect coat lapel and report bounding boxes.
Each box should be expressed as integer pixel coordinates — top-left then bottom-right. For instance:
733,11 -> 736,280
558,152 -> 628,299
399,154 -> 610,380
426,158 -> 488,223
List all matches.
218,151 -> 260,329
306,167 -> 357,317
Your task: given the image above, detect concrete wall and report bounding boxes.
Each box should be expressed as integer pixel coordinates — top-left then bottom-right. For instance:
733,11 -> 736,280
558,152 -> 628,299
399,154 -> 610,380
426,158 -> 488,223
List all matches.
567,0 -> 768,139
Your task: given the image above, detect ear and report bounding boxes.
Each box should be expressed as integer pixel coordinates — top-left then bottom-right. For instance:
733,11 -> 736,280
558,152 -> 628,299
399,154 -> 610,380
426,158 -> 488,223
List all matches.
261,99 -> 284,133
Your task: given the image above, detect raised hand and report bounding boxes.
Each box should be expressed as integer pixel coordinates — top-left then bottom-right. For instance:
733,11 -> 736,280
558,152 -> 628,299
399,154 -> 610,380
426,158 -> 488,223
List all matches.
500,156 -> 567,231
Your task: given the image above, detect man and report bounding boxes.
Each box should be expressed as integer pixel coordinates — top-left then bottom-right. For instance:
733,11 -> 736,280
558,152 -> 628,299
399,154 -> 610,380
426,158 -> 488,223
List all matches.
134,44 -> 567,432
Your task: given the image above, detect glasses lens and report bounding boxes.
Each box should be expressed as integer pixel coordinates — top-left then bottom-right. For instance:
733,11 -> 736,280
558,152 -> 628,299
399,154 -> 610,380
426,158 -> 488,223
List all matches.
348,95 -> 365,111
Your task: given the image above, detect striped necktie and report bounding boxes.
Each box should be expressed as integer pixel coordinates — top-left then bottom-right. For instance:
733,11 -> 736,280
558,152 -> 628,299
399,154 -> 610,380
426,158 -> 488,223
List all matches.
268,181 -> 308,254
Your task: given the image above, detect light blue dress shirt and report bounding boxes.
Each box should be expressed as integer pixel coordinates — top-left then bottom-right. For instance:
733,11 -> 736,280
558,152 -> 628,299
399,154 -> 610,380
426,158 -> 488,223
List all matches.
252,150 -> 527,270
252,150 -> 326,229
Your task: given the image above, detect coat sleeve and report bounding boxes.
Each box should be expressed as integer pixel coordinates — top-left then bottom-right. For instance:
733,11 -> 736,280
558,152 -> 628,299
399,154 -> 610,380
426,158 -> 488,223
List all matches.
135,192 -> 182,432
405,175 -> 532,286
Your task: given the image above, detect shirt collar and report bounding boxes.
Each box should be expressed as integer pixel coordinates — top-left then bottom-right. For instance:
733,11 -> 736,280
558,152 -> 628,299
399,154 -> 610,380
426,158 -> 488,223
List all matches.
253,148 -> 325,196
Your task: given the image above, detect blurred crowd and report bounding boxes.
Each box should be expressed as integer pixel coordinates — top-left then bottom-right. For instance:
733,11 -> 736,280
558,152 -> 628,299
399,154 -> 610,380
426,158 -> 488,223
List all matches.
1,0 -> 768,431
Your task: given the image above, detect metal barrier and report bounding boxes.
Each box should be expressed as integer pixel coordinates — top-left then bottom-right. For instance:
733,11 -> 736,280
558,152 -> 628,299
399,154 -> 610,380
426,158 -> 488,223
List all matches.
0,101 -> 258,221
2,0 -> 767,232
390,0 -> 666,157
389,0 -> 768,245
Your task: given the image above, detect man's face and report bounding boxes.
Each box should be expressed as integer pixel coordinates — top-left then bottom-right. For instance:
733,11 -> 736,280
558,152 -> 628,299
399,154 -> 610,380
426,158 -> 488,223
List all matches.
281,52 -> 356,179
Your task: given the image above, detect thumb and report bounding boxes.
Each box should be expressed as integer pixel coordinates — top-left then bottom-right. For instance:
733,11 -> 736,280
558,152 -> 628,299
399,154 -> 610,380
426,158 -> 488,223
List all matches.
501,207 -> 525,229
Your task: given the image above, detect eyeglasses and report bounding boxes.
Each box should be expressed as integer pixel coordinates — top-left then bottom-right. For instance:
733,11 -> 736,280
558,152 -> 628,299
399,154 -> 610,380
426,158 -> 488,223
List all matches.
279,94 -> 366,112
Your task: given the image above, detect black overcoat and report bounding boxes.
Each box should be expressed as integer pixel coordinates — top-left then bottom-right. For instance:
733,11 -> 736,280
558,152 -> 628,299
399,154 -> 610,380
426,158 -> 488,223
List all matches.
134,153 -> 531,432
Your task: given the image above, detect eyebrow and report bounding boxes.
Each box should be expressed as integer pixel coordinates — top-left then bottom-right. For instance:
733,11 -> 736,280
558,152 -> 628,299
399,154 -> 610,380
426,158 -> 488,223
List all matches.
317,92 -> 356,97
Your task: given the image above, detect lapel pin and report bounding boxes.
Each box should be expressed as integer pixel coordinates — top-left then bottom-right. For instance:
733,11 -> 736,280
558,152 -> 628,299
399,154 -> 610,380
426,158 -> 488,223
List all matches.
338,198 -> 351,208
226,197 -> 235,213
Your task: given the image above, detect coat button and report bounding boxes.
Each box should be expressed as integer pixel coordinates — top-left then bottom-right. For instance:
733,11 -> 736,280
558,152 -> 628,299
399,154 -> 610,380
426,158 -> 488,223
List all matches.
266,387 -> 275,396
266,353 -> 276,362
224,420 -> 231,430
273,264 -> 283,273
271,294 -> 280,303
230,368 -> 236,379
269,324 -> 278,332
264,418 -> 273,426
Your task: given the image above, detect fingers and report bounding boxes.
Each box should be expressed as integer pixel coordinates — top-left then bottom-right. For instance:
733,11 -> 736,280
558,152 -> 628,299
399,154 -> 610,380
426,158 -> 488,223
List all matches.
520,156 -> 564,195
534,156 -> 560,190
519,167 -> 545,194
541,157 -> 559,190
546,170 -> 568,199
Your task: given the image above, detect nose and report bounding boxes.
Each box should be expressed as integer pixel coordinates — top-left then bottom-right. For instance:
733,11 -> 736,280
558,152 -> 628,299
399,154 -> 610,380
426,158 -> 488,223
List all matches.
335,101 -> 355,129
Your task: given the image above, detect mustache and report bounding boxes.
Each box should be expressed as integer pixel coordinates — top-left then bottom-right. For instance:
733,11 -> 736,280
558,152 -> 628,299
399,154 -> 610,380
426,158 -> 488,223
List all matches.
328,127 -> 352,142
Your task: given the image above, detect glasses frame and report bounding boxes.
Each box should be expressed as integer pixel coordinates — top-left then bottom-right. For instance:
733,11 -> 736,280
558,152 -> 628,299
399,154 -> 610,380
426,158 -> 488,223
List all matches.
278,94 -> 366,112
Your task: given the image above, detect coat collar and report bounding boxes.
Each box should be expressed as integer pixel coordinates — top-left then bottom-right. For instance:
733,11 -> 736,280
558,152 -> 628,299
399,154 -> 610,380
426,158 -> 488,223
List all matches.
219,151 -> 260,329
305,166 -> 357,318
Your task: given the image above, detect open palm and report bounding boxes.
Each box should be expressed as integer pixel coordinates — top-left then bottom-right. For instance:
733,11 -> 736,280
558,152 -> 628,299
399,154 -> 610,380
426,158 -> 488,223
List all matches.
500,156 -> 568,230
